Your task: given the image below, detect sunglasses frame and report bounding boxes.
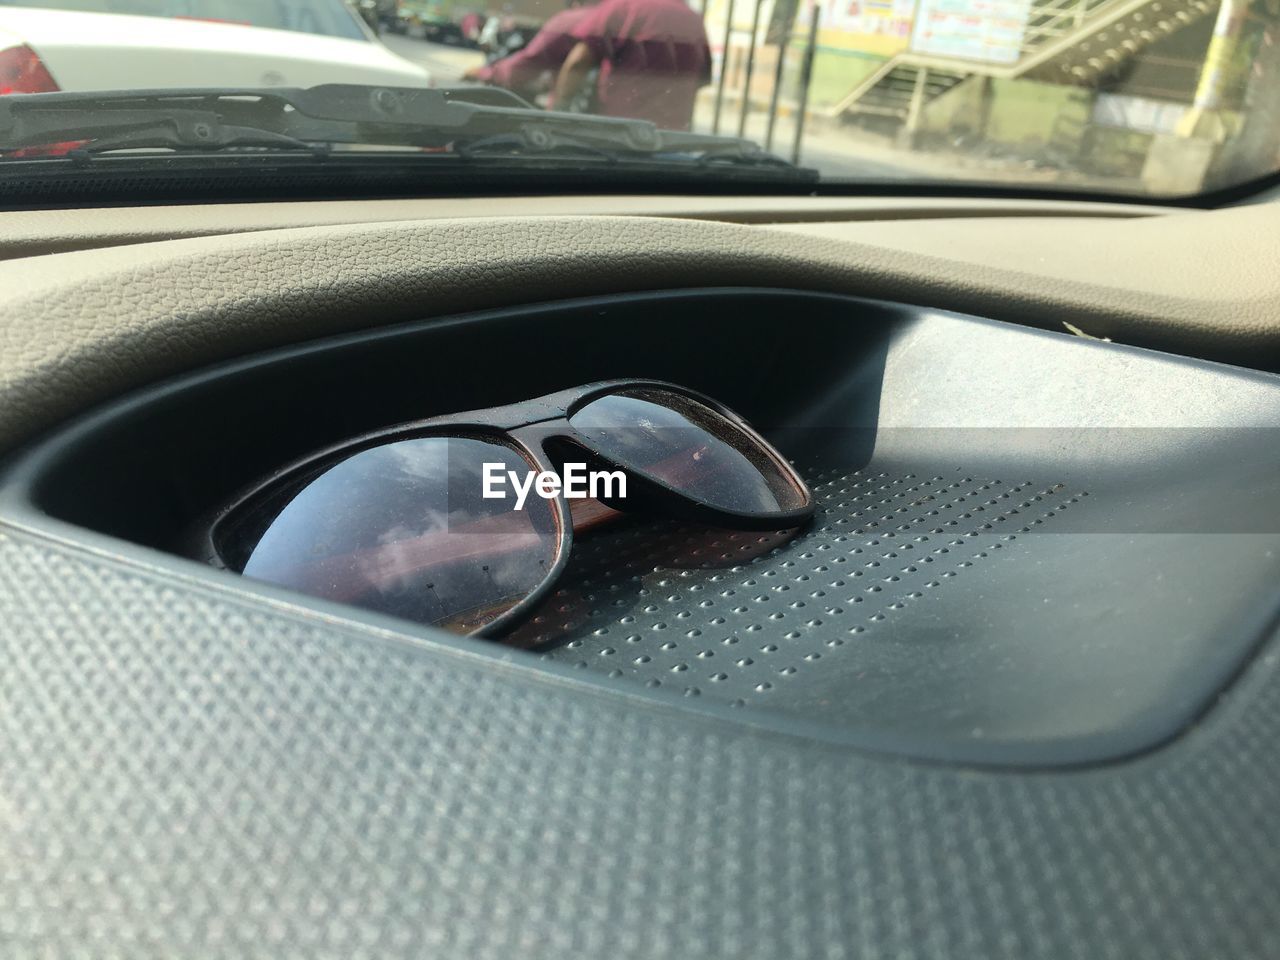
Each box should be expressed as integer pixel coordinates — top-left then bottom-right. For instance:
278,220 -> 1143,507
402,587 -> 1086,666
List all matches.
202,379 -> 815,637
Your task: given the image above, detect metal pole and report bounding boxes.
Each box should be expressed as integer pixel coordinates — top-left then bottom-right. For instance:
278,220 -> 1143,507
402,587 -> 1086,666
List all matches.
902,65 -> 928,144
736,0 -> 765,139
711,0 -> 737,135
1184,0 -> 1249,120
763,17 -> 789,151
789,1 -> 819,165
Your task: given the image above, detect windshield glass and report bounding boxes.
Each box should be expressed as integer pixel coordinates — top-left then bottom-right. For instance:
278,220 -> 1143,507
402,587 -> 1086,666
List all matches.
0,0 -> 1277,198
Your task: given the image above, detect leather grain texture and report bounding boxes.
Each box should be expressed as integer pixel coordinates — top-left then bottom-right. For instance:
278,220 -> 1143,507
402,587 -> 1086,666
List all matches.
1,523 -> 1279,959
0,196 -> 1166,260
0,204 -> 1277,454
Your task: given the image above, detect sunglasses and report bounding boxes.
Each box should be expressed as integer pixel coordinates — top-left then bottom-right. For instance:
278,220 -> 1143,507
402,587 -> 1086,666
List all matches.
204,380 -> 815,637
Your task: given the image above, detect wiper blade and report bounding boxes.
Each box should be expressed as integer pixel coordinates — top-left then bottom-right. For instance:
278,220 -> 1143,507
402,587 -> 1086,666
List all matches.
453,131 -> 796,171
0,84 -> 801,170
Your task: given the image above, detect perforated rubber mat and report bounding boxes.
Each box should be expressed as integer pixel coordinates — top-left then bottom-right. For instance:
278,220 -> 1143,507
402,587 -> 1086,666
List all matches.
2,524 -> 1280,959
519,462 -> 1086,713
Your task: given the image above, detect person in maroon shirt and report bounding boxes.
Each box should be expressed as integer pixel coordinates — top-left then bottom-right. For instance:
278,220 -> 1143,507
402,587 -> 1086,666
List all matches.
463,4 -> 593,103
551,0 -> 711,131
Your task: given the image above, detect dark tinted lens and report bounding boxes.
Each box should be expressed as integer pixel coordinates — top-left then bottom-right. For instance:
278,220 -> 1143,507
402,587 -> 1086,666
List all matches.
568,389 -> 809,516
220,436 -> 561,633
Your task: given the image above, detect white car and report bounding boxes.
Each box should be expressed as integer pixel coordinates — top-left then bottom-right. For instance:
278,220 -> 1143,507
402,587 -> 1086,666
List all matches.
0,0 -> 431,94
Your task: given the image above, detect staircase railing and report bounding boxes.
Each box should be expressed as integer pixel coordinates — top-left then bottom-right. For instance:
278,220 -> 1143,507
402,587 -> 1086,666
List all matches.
829,0 -> 1178,118
1021,0 -> 1118,53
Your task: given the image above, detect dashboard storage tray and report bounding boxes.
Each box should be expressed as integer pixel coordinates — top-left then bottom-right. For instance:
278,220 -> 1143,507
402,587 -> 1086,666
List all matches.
6,289 -> 1280,767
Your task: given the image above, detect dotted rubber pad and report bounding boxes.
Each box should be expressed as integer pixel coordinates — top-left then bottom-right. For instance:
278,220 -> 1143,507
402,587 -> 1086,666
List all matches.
516,461 -> 1087,715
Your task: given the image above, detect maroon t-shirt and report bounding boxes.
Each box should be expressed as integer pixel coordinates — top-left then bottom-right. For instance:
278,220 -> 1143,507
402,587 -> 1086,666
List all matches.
474,6 -> 592,99
568,0 -> 711,130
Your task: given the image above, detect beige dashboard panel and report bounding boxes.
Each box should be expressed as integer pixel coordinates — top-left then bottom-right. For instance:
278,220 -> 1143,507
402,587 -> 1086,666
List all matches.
0,195 -> 1170,260
769,213 -> 1277,311
0,202 -> 1275,455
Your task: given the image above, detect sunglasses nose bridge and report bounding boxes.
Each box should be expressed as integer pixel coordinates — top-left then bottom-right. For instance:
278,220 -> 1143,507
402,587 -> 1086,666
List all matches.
501,424 -> 637,524
506,420 -> 591,465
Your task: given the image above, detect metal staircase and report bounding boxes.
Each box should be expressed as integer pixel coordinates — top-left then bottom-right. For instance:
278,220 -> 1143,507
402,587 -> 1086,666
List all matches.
835,65 -> 968,120
830,0 -> 1219,122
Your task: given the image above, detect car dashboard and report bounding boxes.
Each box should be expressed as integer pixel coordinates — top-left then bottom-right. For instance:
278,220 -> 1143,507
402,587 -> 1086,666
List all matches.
1,196 -> 1278,959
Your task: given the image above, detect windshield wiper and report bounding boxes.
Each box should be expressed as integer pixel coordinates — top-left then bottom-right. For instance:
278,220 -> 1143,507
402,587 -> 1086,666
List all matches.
0,84 -> 805,173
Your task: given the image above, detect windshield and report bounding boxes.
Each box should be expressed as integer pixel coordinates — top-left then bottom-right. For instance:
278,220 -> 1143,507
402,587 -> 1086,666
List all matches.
0,0 -> 1277,198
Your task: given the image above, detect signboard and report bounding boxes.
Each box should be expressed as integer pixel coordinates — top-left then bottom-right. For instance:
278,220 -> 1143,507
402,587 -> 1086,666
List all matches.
909,0 -> 1032,64
823,0 -> 917,41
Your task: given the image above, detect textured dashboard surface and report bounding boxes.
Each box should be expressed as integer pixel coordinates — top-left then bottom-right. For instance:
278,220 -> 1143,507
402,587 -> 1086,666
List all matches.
2,522 -> 1279,959
3,205 -> 1280,958
1,202 -> 1279,454
0,196 -> 1168,260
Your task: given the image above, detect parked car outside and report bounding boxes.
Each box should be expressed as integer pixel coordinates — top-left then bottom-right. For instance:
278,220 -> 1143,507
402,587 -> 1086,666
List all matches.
0,0 -> 432,92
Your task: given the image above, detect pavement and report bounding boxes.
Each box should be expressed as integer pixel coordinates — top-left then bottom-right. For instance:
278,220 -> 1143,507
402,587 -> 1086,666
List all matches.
695,104 -> 928,180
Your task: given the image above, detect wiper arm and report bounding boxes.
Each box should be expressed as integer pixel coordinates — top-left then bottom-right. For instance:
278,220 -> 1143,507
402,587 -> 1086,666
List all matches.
0,84 -> 797,168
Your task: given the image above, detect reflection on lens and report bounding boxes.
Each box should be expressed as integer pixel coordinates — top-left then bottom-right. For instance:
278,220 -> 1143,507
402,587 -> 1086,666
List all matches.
569,389 -> 809,516
223,436 -> 560,633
